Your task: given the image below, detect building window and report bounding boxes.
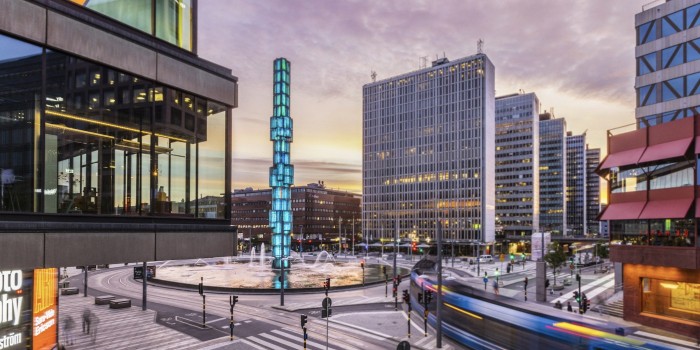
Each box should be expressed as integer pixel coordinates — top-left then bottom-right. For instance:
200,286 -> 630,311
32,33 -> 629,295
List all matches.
661,44 -> 684,69
661,10 -> 684,38
638,84 -> 657,107
638,52 -> 656,75
642,278 -> 700,323
662,77 -> 684,102
638,20 -> 657,45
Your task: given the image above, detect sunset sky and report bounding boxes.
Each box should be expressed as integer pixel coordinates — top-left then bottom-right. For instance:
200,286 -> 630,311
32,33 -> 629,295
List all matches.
198,1 -> 647,195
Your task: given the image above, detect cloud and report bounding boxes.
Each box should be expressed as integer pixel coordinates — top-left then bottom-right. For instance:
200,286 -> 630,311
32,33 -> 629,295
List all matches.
199,0 -> 648,191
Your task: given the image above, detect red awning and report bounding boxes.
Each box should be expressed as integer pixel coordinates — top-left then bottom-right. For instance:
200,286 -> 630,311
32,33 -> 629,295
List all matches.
598,201 -> 646,221
639,198 -> 693,219
638,137 -> 693,163
599,147 -> 645,170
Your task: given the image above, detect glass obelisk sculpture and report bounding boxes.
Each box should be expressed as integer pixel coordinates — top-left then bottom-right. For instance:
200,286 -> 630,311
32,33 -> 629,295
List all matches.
269,58 -> 293,270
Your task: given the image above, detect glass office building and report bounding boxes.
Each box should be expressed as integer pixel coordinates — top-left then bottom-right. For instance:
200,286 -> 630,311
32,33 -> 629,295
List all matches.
0,0 -> 237,269
566,133 -> 586,236
585,147 -> 600,234
362,54 -> 496,246
539,113 -> 567,235
495,92 -> 540,237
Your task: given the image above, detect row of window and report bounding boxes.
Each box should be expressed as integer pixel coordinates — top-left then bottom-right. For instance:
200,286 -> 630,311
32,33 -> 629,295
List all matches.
638,72 -> 700,106
638,4 -> 700,45
638,38 -> 700,76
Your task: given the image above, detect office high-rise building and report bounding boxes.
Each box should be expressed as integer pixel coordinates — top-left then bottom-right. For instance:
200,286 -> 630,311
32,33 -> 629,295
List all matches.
495,93 -> 540,237
566,133 -> 586,236
539,112 -> 567,235
362,54 -> 495,245
585,147 -> 600,234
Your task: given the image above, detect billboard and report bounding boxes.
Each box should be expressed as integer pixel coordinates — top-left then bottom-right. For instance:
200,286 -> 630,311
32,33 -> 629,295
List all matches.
0,268 -> 58,350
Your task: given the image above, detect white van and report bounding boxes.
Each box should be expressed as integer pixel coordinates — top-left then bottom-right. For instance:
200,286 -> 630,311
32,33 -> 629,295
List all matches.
478,255 -> 494,263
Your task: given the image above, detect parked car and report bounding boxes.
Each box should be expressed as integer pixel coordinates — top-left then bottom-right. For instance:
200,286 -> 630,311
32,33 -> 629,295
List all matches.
478,255 -> 494,263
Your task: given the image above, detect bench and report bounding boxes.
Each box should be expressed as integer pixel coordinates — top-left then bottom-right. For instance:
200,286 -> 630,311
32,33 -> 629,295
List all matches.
60,287 -> 79,295
109,298 -> 131,309
95,295 -> 116,305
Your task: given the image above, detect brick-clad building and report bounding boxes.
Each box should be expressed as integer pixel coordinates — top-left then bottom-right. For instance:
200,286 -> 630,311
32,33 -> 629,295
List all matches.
232,182 -> 361,252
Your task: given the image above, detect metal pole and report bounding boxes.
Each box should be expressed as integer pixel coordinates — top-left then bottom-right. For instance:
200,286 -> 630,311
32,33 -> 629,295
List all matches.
142,262 -> 147,311
436,220 -> 443,348
352,215 -> 355,256
300,225 -> 303,259
477,243 -> 481,277
281,243 -> 285,307
407,300 -> 412,338
83,267 -> 87,297
451,240 -> 454,268
338,217 -> 342,254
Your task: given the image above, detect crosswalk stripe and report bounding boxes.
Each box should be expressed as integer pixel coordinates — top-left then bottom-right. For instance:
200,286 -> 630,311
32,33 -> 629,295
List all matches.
240,338 -> 269,350
247,335 -> 282,349
259,332 -> 301,348
415,335 -> 434,346
550,273 -> 614,304
272,329 -> 343,350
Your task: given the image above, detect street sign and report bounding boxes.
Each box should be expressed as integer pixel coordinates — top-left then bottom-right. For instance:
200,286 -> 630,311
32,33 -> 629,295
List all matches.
322,297 -> 332,309
483,277 -> 488,284
321,308 -> 332,318
133,266 -> 156,280
397,341 -> 411,350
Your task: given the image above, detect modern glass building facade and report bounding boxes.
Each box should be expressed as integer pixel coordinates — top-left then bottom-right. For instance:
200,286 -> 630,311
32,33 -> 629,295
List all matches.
362,54 -> 496,246
539,113 -> 567,235
595,0 -> 700,338
495,92 -> 540,237
0,0 -> 237,269
566,133 -> 586,236
586,147 -> 601,234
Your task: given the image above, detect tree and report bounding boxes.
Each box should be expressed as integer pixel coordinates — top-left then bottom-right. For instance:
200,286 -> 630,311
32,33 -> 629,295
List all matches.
595,241 -> 609,259
544,242 -> 567,286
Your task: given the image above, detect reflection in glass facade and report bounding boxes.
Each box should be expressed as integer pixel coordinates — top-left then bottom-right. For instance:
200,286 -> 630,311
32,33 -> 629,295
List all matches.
67,0 -> 193,51
0,33 -> 227,217
539,115 -> 566,234
566,134 -> 585,236
269,58 -> 293,270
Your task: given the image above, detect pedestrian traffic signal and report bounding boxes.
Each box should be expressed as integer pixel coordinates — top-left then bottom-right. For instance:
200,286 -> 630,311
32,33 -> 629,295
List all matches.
582,296 -> 590,313
402,290 -> 410,303
576,273 -> 580,282
573,291 -> 580,303
382,266 -> 386,275
425,290 -> 433,304
509,253 -> 514,261
417,292 -> 423,303
300,314 -> 308,328
232,295 -> 238,304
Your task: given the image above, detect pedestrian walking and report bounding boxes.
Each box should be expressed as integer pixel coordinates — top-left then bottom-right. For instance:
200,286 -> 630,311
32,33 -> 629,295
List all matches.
567,301 -> 573,312
90,315 -> 100,344
492,280 -> 499,295
524,276 -> 528,291
82,308 -> 92,334
62,315 -> 75,345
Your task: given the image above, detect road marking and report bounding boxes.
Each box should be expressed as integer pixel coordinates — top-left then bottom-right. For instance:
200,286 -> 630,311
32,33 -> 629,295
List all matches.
259,332 -> 300,348
272,329 -> 342,350
247,335 -> 280,349
239,337 -> 272,350
206,317 -> 226,324
415,335 -> 434,346
550,273 -> 614,304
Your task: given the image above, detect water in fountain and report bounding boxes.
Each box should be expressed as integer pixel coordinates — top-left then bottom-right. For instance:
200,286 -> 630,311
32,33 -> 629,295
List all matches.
193,258 -> 211,267
313,250 -> 335,266
249,247 -> 256,267
260,243 -> 266,267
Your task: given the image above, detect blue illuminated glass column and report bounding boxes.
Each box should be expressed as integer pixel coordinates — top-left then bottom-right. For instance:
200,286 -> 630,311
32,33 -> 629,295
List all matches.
269,58 -> 293,270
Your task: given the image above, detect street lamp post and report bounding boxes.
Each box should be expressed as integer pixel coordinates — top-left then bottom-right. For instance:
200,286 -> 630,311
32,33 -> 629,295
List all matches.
352,216 -> 355,256
299,225 -> 303,258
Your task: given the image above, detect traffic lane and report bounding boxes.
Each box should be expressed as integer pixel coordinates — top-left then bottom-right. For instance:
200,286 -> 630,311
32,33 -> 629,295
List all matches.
295,302 -> 397,317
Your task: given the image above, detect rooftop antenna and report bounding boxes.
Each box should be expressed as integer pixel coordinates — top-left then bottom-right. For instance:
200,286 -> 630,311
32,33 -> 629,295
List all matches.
371,70 -> 377,82
477,38 -> 484,54
419,56 -> 428,69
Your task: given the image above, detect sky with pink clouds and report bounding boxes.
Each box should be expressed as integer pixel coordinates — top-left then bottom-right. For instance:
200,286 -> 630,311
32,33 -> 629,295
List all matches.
197,0 -> 649,194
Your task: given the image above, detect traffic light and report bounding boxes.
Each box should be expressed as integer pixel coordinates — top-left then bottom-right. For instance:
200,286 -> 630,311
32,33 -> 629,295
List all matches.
573,291 -> 580,303
382,266 -> 386,275
582,296 -> 590,313
360,261 -> 365,269
300,314 -> 308,328
417,292 -> 423,303
425,290 -> 433,304
324,277 -> 331,291
232,295 -> 238,304
412,242 -> 417,252
576,273 -> 581,282
402,290 -> 410,303
509,253 -> 514,261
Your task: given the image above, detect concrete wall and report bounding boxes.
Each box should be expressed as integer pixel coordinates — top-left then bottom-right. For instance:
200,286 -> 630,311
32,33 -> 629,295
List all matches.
0,229 -> 235,269
0,0 -> 237,106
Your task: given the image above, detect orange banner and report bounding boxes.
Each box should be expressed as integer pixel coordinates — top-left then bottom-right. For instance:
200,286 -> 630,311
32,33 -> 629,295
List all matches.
32,268 -> 57,350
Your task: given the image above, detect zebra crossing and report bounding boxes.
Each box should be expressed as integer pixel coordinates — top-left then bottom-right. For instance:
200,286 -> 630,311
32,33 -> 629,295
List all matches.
232,327 -> 358,350
280,295 -> 394,311
549,272 -> 615,304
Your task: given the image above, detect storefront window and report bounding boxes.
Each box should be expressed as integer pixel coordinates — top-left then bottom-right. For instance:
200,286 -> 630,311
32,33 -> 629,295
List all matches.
68,0 -> 193,51
642,278 -> 700,323
610,220 -> 647,245
0,35 -> 43,213
610,167 -> 647,193
0,33 -> 231,218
